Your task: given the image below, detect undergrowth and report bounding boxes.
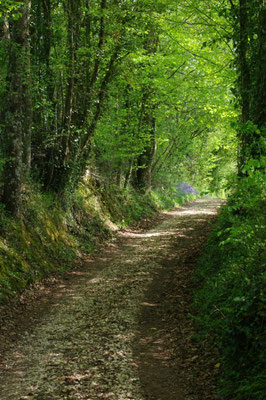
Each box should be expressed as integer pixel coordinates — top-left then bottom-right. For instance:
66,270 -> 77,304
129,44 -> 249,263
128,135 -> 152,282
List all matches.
194,158 -> 266,400
151,186 -> 197,210
0,181 -> 110,304
0,177 -> 192,304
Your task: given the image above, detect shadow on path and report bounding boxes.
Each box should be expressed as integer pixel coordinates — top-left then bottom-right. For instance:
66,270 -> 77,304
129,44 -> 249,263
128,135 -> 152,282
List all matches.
0,199 -> 223,400
134,199 -> 222,400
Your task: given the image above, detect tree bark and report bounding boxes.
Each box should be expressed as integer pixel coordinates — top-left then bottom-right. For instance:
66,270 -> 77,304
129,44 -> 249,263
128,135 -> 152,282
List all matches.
134,114 -> 156,193
22,1 -> 32,175
238,0 -> 265,169
251,3 -> 266,129
1,0 -> 32,215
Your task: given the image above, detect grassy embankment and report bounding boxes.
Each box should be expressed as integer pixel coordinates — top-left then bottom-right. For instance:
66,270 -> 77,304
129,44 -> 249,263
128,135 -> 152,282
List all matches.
0,178 -> 195,304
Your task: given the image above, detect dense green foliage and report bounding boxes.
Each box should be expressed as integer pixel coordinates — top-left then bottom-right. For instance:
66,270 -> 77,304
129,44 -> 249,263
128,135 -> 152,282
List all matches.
195,160 -> 265,399
193,2 -> 266,398
0,0 -> 237,212
0,0 -> 265,398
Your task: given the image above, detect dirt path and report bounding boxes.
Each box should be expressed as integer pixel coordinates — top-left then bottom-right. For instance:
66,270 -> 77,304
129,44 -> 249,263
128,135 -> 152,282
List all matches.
0,199 -> 222,400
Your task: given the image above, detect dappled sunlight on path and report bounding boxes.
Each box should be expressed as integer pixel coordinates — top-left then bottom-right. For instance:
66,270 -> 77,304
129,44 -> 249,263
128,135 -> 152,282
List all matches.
0,199 -> 223,400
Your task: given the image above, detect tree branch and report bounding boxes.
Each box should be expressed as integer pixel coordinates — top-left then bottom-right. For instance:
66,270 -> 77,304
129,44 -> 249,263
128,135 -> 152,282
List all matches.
167,61 -> 186,79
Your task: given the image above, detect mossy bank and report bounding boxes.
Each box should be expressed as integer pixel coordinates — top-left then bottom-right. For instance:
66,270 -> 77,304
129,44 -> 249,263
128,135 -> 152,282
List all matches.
0,178 -> 195,304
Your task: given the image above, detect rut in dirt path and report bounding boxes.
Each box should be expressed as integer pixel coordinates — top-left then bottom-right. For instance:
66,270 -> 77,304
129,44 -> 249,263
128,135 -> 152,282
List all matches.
0,199 -> 223,400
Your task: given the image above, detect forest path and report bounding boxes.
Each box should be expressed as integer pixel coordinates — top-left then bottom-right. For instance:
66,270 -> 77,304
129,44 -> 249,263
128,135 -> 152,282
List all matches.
0,199 -> 222,400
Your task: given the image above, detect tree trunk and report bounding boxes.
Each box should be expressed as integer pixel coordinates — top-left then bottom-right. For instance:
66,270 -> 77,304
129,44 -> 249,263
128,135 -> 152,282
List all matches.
238,0 -> 250,171
251,3 -> 266,130
1,0 -> 32,215
22,1 -> 32,175
134,115 -> 156,193
124,158 -> 134,190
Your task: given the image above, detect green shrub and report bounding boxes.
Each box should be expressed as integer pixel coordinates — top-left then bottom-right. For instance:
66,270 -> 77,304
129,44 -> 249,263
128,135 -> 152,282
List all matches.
194,158 -> 266,399
151,186 -> 197,210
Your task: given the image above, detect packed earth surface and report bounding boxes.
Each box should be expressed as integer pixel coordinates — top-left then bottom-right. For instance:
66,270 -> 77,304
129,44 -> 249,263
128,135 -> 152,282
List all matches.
0,199 -> 223,400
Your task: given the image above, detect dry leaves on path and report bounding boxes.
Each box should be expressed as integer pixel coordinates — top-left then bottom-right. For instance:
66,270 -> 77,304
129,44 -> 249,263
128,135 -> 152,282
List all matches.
0,199 -> 222,400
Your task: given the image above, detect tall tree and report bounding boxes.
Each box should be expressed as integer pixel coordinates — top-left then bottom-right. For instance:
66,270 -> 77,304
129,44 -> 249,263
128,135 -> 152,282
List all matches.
231,0 -> 266,169
1,0 -> 32,215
